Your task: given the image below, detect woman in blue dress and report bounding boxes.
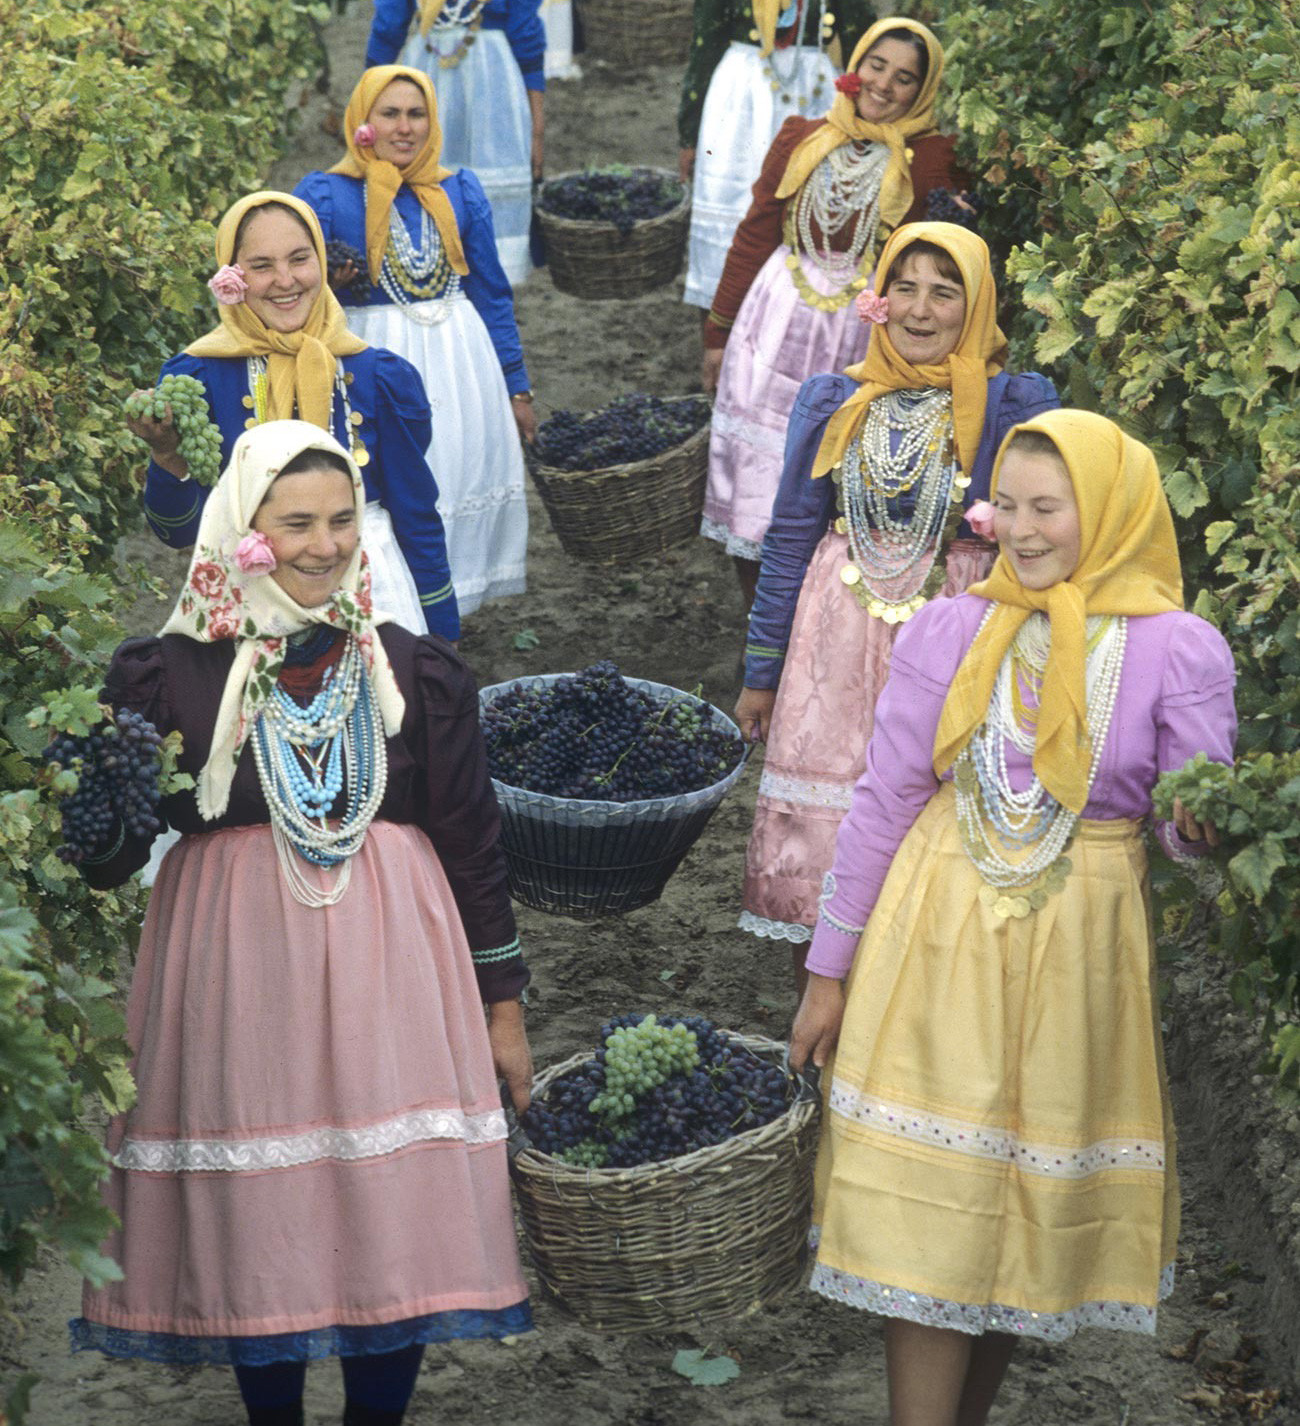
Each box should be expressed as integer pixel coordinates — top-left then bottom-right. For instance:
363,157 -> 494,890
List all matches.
295,66 -> 530,617
128,190 -> 458,644
365,0 -> 545,286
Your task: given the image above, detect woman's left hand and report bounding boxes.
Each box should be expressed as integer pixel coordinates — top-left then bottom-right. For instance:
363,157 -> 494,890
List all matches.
1172,795 -> 1220,848
511,396 -> 537,447
529,91 -> 545,183
487,998 -> 533,1113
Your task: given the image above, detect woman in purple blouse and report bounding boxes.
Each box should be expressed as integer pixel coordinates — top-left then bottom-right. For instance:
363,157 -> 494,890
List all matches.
789,410 -> 1236,1424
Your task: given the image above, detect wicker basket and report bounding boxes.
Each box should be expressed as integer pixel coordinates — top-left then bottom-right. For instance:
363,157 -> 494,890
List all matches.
535,168 -> 689,300
479,674 -> 748,919
578,0 -> 695,68
528,397 -> 709,564
510,1032 -> 821,1333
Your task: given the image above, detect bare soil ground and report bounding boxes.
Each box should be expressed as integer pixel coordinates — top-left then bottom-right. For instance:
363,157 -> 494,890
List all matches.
6,7 -> 1300,1423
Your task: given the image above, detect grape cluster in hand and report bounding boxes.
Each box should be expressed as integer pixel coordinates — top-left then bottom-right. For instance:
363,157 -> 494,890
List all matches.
521,1013 -> 794,1169
325,240 -> 370,300
536,393 -> 709,472
43,710 -> 165,863
124,374 -> 222,485
539,166 -> 684,235
924,187 -> 983,231
483,660 -> 742,801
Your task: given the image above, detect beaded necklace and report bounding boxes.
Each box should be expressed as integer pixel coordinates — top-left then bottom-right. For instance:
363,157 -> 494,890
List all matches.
834,389 -> 970,623
244,358 -> 370,468
753,0 -> 832,104
423,0 -> 488,68
378,206 -> 461,326
953,609 -> 1128,919
250,634 -> 389,908
784,141 -> 889,311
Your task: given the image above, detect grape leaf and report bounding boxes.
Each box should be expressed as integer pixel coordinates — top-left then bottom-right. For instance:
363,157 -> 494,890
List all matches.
512,629 -> 541,651
672,1349 -> 741,1387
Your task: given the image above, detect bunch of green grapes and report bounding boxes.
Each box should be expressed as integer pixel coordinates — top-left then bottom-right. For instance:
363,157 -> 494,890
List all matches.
125,374 -> 223,486
588,1015 -> 699,1124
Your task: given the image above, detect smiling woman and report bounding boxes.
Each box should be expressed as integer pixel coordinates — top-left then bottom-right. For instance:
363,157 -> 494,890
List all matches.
252,452 -> 360,608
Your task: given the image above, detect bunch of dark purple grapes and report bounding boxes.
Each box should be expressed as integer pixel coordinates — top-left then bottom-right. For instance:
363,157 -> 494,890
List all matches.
521,1013 -> 795,1169
482,660 -> 742,801
924,187 -> 983,231
324,240 -> 371,300
539,166 -> 683,235
43,710 -> 165,863
535,392 -> 709,472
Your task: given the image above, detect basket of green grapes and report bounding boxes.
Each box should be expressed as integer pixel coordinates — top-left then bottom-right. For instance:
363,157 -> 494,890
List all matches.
512,1013 -> 820,1333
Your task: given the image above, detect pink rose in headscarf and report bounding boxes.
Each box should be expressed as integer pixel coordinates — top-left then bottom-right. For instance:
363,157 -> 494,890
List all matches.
855,289 -> 889,325
234,531 -> 278,576
965,500 -> 998,540
354,124 -> 377,148
207,264 -> 248,306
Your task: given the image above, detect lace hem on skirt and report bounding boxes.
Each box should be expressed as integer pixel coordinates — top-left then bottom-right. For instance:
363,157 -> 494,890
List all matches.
738,909 -> 812,943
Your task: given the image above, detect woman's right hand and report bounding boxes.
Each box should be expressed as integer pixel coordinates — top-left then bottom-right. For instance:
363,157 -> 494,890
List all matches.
678,147 -> 696,185
789,973 -> 845,1072
700,346 -> 725,395
328,257 -> 361,292
734,686 -> 776,744
126,393 -> 189,479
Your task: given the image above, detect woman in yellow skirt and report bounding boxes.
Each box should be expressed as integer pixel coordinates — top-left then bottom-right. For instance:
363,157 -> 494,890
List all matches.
789,409 -> 1237,1425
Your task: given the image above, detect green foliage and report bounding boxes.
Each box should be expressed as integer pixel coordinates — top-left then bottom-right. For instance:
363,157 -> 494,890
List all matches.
0,0 -> 329,1359
931,0 -> 1300,1034
671,1348 -> 741,1387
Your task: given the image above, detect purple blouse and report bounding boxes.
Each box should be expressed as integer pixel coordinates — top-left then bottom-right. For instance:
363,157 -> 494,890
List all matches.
806,594 -> 1238,980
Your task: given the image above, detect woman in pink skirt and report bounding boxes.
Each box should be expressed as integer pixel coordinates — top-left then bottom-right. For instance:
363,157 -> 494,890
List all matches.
701,18 -> 969,608
69,421 -> 531,1426
734,222 -> 1059,986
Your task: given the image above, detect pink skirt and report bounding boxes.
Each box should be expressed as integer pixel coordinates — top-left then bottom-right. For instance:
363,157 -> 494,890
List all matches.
79,822 -> 527,1346
740,533 -> 995,941
702,247 -> 871,560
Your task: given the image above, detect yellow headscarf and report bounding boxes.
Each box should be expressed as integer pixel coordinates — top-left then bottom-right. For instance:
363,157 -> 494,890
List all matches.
775,18 -> 944,235
812,221 -> 1007,478
329,65 -> 468,285
932,409 -> 1184,814
186,192 -> 366,431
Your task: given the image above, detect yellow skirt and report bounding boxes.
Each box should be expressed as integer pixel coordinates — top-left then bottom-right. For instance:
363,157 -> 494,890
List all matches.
811,785 -> 1177,1341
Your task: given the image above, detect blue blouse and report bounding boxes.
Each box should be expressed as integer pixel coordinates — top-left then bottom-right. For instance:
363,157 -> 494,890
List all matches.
142,347 -> 460,641
743,370 -> 1061,688
293,170 -> 529,397
366,0 -> 546,90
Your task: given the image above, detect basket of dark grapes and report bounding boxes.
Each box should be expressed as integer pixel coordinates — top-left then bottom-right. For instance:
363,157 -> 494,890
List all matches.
511,1013 -> 821,1333
529,393 -> 711,563
480,662 -> 747,918
534,166 -> 689,299
579,0 -> 694,68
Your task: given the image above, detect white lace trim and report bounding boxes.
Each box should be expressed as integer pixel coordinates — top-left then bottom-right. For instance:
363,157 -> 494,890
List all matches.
828,1082 -> 1166,1180
738,910 -> 812,943
112,1107 -> 508,1173
758,769 -> 855,810
699,515 -> 763,561
710,405 -> 789,458
809,1257 -> 1175,1342
440,484 -> 527,524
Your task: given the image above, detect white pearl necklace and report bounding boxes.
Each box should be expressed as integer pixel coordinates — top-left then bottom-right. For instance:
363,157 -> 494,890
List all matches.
379,207 -> 461,325
792,141 -> 889,287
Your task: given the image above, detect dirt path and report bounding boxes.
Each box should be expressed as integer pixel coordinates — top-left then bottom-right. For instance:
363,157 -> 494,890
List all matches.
6,7 -> 1297,1423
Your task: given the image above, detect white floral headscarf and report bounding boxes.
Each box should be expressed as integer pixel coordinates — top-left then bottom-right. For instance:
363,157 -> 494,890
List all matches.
160,419 -> 406,819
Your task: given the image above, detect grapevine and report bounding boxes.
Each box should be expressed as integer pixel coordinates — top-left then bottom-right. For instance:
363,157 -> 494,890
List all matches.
482,661 -> 743,801
124,374 -> 223,486
521,1014 -> 795,1169
535,393 -> 710,472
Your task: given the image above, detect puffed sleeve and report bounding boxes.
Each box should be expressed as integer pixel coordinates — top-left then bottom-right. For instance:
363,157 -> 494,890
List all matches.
455,170 -> 529,393
743,374 -> 855,688
292,171 -> 334,237
410,638 -> 528,1000
504,0 -> 546,92
79,639 -> 173,890
367,349 -> 461,640
367,0 -> 417,65
141,352 -> 217,548
1153,615 -> 1238,861
804,598 -> 979,978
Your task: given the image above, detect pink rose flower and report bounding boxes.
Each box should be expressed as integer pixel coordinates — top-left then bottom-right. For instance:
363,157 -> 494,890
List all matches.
207,264 -> 248,306
234,531 -> 278,576
354,124 -> 377,149
965,500 -> 998,540
834,73 -> 863,98
856,289 -> 890,325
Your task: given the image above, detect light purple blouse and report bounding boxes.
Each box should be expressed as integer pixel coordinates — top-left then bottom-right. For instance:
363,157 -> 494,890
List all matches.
806,594 -> 1238,980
